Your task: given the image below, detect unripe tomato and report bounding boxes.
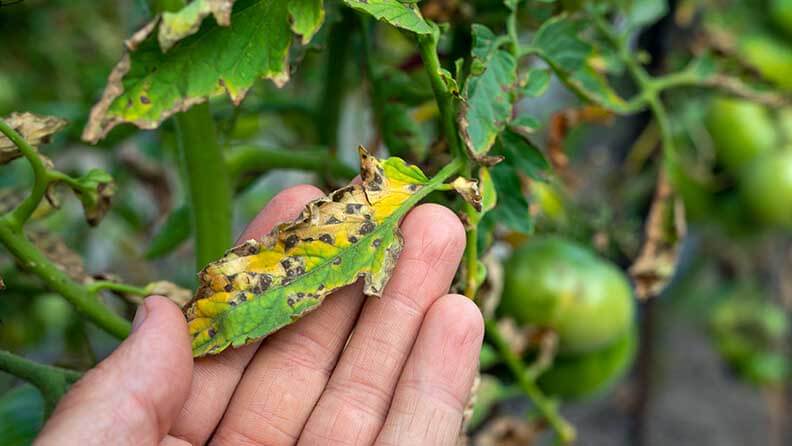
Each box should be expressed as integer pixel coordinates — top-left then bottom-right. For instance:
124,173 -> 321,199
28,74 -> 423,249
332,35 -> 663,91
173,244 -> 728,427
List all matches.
498,237 -> 635,354
740,149 -> 792,228
770,0 -> 792,38
706,97 -> 777,173
710,295 -> 790,386
739,34 -> 792,91
536,329 -> 637,400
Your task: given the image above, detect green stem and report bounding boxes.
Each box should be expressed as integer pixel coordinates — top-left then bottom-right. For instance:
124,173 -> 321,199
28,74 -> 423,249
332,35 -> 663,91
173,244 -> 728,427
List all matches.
226,145 -> 357,181
506,1 -> 520,56
0,119 -> 50,231
417,30 -> 464,161
87,281 -> 148,297
463,210 -> 479,298
175,103 -> 233,271
0,221 -> 131,338
0,350 -> 82,417
485,320 -> 576,444
318,11 -> 353,151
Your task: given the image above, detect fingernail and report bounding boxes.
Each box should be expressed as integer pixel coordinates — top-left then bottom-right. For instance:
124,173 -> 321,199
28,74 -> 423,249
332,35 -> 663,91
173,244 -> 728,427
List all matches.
131,302 -> 148,333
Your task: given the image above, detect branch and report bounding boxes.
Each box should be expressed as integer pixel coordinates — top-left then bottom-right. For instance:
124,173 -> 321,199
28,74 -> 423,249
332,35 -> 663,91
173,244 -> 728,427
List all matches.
0,119 -> 50,231
485,320 -> 576,444
417,28 -> 465,161
0,350 -> 81,417
175,103 -> 233,271
0,221 -> 131,338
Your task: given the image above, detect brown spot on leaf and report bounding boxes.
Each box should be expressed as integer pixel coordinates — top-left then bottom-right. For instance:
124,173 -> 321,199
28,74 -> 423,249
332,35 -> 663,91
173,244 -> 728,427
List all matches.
359,221 -> 376,235
284,234 -> 299,250
319,233 -> 334,244
140,95 -> 151,104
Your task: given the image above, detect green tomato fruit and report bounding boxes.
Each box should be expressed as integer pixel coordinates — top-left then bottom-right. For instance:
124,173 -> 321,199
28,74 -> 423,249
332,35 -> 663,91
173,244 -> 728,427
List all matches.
706,97 -> 777,173
537,328 -> 637,400
710,295 -> 790,386
499,237 -> 635,354
740,150 -> 792,228
740,33 -> 792,91
770,0 -> 792,37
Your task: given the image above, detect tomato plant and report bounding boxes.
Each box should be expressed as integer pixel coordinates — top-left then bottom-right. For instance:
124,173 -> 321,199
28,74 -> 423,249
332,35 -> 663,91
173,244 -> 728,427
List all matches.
1,0 -> 791,444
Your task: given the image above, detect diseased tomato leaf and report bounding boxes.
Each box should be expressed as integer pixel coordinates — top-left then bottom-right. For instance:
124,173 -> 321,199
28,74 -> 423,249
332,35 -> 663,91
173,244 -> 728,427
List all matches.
460,24 -> 518,164
82,0 -> 325,143
1,112 -> 67,165
185,148 -> 454,357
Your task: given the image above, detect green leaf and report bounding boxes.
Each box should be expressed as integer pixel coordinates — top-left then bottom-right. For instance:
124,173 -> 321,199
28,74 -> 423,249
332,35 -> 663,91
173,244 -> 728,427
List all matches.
532,16 -> 590,73
625,0 -> 668,31
184,148 -> 458,357
460,25 -> 517,163
0,385 -> 44,446
342,0 -> 432,34
490,163 -> 533,234
145,205 -> 192,259
522,68 -> 551,97
498,128 -> 549,181
83,0 -> 325,143
159,0 -> 235,52
158,0 -> 323,51
529,15 -> 628,112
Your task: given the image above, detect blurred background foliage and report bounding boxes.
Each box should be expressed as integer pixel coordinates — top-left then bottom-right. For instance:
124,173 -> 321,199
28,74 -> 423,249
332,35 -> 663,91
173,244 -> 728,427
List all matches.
1,0 -> 792,445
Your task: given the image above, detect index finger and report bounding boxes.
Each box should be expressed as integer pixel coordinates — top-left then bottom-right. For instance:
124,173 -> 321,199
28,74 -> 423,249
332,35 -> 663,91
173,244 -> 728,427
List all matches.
169,184 -> 325,445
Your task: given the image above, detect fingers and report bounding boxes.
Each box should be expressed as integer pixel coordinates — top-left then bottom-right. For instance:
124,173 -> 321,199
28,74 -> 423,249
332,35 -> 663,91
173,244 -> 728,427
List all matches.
209,282 -> 366,446
36,297 -> 193,446
298,204 -> 466,446
169,184 -> 325,445
375,294 -> 483,446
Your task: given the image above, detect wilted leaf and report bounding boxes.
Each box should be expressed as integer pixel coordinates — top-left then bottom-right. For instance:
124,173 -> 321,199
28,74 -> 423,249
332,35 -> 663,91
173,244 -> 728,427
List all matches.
342,0 -> 432,34
71,170 -> 116,226
460,25 -> 517,164
629,170 -> 686,299
0,112 -> 67,165
144,281 -> 192,308
83,0 -> 325,143
185,147 -> 451,357
452,177 -> 482,212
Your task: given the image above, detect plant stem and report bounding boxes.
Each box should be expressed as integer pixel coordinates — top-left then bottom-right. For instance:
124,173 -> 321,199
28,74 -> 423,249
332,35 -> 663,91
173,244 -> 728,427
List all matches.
0,220 -> 131,338
226,145 -> 357,181
463,216 -> 479,298
0,350 -> 82,417
485,319 -> 576,444
87,281 -> 148,297
0,119 -> 50,231
417,30 -> 464,161
318,10 -> 353,152
175,103 -> 233,271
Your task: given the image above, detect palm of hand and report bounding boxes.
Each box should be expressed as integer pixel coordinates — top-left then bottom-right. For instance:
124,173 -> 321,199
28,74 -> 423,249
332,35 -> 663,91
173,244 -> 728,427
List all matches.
35,184 -> 483,446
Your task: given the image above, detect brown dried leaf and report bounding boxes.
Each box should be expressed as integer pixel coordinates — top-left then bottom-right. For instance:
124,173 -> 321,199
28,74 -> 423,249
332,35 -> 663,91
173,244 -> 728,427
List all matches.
144,280 -> 192,308
452,177 -> 483,212
473,416 -> 540,446
629,170 -> 687,299
0,112 -> 67,165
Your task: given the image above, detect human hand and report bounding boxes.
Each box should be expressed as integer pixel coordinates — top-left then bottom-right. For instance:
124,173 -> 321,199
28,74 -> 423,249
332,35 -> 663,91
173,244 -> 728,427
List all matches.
35,184 -> 484,446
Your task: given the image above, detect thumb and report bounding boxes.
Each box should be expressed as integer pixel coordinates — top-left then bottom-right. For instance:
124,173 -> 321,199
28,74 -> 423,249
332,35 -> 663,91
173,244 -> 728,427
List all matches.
36,296 -> 193,446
